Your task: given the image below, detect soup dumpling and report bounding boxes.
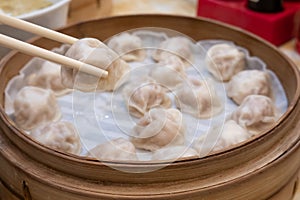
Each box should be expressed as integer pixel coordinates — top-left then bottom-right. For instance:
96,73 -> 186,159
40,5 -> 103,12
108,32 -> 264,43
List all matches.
230,95 -> 279,135
194,120 -> 249,155
131,108 -> 185,151
149,55 -> 187,91
152,36 -> 193,64
175,78 -> 223,118
227,70 -> 272,105
26,61 -> 70,96
87,138 -> 138,161
61,38 -> 130,92
107,32 -> 146,62
13,86 -> 61,130
30,121 -> 81,155
124,80 -> 172,118
151,146 -> 198,161
205,43 -> 246,81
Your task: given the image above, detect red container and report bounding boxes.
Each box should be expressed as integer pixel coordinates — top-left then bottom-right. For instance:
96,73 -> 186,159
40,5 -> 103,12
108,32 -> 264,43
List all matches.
295,11 -> 300,53
197,0 -> 300,46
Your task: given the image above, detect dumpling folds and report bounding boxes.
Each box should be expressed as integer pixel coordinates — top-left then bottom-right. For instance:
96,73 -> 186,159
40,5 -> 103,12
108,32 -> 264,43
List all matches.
13,86 -> 61,130
149,55 -> 187,91
131,108 -> 185,151
87,138 -> 138,161
175,78 -> 223,118
152,36 -> 193,64
26,61 -> 70,96
194,120 -> 249,155
227,70 -> 272,105
107,32 -> 146,62
30,121 -> 81,155
61,38 -> 130,92
230,95 -> 279,135
152,146 -> 198,161
124,80 -> 171,118
205,43 -> 246,81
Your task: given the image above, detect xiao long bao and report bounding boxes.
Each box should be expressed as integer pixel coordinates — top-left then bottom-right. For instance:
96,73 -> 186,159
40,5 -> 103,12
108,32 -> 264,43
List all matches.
61,38 -> 130,92
26,60 -> 70,96
30,121 -> 82,155
152,36 -> 194,64
151,145 -> 199,161
194,120 -> 249,154
131,108 -> 185,152
13,86 -> 61,131
25,44 -> 71,96
205,43 -> 246,82
230,95 -> 279,135
107,32 -> 146,62
124,80 -> 172,118
227,70 -> 272,105
175,78 -> 223,119
87,138 -> 138,161
149,55 -> 187,91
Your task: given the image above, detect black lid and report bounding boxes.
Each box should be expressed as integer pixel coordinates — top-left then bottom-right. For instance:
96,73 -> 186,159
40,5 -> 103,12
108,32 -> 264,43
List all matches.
247,0 -> 284,13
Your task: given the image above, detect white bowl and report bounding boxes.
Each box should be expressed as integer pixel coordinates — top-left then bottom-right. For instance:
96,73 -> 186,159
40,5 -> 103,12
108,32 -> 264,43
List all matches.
0,0 -> 71,58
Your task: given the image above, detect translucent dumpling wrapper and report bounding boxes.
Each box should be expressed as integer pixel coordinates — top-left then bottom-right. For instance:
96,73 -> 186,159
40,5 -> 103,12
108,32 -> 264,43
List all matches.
61,38 -> 130,92
205,43 -> 246,82
13,86 -> 61,131
4,44 -> 70,115
149,55 -> 187,91
230,95 -> 279,135
175,78 -> 223,119
131,108 -> 185,151
151,146 -> 198,161
30,121 -> 82,155
227,70 -> 272,105
124,80 -> 172,118
26,60 -> 71,96
152,36 -> 193,64
107,32 -> 146,62
194,120 -> 249,155
87,138 -> 138,161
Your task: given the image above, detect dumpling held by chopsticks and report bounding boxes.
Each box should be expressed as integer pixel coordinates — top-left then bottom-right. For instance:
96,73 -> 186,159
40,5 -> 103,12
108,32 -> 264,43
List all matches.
61,38 -> 130,92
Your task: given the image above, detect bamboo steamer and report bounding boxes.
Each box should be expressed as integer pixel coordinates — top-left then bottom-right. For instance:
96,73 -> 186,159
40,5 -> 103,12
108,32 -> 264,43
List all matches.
0,15 -> 300,200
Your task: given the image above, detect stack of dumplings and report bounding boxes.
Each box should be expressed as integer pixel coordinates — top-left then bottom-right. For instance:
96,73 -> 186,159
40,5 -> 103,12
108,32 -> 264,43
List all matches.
5,31 -> 287,162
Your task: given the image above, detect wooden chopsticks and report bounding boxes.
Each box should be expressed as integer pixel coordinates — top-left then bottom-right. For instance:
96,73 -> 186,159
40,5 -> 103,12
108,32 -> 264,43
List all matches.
0,13 -> 78,45
0,13 -> 108,77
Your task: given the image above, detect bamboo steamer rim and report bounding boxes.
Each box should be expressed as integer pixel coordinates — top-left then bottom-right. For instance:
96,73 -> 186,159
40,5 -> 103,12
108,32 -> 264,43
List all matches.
1,113 -> 299,198
0,14 -> 299,168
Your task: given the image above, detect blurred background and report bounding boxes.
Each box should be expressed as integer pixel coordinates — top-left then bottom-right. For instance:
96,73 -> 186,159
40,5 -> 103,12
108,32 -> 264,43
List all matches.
2,0 -> 300,66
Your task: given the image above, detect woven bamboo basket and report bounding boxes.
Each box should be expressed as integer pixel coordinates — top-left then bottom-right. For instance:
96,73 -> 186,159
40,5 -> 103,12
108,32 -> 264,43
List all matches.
0,15 -> 300,200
